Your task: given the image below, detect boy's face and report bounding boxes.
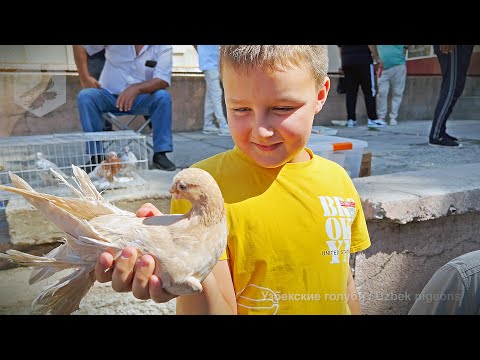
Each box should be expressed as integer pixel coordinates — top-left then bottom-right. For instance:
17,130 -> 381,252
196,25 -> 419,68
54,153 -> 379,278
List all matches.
222,63 -> 330,168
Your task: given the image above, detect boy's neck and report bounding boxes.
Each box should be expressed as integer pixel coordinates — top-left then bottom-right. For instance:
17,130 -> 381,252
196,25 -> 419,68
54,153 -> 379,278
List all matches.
289,148 -> 312,163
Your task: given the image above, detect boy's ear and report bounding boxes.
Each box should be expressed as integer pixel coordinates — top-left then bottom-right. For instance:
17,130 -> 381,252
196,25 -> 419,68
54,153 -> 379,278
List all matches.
315,77 -> 330,114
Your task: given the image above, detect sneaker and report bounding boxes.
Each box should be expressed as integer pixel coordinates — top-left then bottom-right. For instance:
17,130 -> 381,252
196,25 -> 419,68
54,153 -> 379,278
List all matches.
444,133 -> 458,141
218,124 -> 231,137
202,126 -> 219,135
389,119 -> 398,126
428,137 -> 462,148
368,119 -> 387,128
83,154 -> 105,174
152,152 -> 176,171
347,119 -> 357,128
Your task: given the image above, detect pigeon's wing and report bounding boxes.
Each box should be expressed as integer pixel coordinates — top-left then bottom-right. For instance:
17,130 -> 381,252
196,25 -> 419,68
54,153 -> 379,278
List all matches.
88,214 -> 177,251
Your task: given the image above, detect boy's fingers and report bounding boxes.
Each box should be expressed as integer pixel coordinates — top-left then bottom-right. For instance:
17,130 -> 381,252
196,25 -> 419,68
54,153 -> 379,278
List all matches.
132,254 -> 156,300
136,202 -> 163,217
111,246 -> 138,293
149,275 -> 176,303
148,258 -> 176,303
95,252 -> 114,283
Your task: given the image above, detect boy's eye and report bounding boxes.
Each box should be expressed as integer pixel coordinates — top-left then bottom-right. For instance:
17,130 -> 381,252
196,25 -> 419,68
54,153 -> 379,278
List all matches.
273,107 -> 296,112
232,108 -> 250,113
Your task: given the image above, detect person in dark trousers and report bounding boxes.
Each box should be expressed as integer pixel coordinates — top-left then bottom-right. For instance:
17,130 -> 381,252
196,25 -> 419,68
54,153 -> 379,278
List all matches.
428,45 -> 474,148
338,45 -> 385,128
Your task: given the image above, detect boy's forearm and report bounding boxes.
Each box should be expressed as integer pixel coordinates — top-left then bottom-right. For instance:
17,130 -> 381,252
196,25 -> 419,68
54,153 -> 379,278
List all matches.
347,268 -> 361,315
176,272 -> 236,315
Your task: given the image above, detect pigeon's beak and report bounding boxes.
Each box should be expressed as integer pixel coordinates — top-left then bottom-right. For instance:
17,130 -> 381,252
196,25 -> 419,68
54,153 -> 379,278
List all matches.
170,184 -> 180,200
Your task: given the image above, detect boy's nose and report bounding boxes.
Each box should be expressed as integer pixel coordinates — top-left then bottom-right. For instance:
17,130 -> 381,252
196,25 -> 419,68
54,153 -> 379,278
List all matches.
253,115 -> 275,138
255,126 -> 275,138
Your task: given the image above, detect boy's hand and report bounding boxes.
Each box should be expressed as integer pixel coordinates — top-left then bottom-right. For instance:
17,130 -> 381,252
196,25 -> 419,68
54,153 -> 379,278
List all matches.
94,203 -> 176,303
135,202 -> 163,217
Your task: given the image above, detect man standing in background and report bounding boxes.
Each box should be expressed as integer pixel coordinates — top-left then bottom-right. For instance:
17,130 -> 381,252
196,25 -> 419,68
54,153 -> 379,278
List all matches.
195,45 -> 231,136
376,45 -> 409,126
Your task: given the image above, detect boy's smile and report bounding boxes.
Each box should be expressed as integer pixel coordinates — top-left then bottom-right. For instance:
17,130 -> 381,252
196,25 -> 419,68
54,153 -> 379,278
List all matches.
222,63 -> 329,168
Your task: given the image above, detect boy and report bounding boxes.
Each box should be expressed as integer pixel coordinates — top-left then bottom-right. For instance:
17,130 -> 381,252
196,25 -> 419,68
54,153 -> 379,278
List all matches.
95,46 -> 371,314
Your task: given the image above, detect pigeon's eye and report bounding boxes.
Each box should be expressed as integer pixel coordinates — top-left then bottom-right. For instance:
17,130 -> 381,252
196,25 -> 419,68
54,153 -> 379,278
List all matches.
178,184 -> 187,191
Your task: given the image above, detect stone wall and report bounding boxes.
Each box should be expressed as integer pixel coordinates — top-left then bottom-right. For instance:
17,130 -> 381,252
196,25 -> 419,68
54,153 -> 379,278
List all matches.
353,162 -> 480,314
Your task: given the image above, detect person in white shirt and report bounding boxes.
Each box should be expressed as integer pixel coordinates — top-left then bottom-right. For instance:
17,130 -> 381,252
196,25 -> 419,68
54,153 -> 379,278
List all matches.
195,45 -> 230,136
73,45 -> 176,171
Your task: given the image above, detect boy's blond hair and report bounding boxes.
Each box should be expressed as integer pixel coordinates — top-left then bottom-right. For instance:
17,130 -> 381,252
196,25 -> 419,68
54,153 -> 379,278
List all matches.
219,45 -> 329,90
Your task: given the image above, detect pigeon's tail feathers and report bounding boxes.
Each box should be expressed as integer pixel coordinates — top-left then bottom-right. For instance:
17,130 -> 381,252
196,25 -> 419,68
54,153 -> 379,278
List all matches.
0,249 -> 79,270
69,165 -> 131,215
9,171 -> 36,192
49,167 -> 70,184
71,165 -> 104,200
32,268 -> 96,315
27,234 -> 106,285
0,181 -> 109,241
0,238 -> 99,314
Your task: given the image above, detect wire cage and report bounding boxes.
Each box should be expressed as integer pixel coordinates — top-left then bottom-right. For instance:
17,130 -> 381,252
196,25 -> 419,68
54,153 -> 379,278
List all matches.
0,131 -> 149,204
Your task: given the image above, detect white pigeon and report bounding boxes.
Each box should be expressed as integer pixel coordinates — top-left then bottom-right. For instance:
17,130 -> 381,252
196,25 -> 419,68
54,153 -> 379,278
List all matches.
119,146 -> 138,177
35,152 -> 69,186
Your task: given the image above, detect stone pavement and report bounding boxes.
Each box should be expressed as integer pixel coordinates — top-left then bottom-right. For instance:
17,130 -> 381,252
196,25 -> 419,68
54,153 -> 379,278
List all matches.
166,119 -> 480,176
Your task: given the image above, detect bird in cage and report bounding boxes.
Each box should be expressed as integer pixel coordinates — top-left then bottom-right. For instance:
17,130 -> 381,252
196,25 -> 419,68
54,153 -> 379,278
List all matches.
35,152 -> 69,186
88,151 -> 123,183
119,146 -> 138,177
0,165 -> 227,315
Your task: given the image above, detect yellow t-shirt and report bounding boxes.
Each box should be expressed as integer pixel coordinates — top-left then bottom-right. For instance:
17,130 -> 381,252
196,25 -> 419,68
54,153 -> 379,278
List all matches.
170,146 -> 370,314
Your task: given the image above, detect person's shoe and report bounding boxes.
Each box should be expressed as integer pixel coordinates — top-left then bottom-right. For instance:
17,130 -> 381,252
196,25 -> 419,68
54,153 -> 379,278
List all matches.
347,119 -> 357,128
389,119 -> 398,126
218,124 -> 231,136
368,119 -> 387,128
444,133 -> 458,141
152,152 -> 176,171
83,154 -> 105,174
428,137 -> 462,148
202,126 -> 219,135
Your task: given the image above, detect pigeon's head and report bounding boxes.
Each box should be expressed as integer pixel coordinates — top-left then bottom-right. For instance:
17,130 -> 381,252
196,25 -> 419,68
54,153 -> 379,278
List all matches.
170,168 -> 223,205
36,152 -> 44,159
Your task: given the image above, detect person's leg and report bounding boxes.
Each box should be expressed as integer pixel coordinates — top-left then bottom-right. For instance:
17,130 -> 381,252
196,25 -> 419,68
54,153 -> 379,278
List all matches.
430,45 -> 474,142
202,69 -> 218,133
389,64 -> 407,125
439,45 -> 474,138
131,90 -> 175,171
206,69 -> 229,135
343,65 -> 359,123
132,90 -> 173,153
77,88 -> 117,155
359,63 -> 380,121
376,67 -> 390,122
